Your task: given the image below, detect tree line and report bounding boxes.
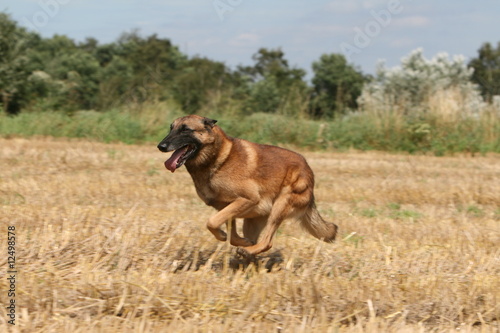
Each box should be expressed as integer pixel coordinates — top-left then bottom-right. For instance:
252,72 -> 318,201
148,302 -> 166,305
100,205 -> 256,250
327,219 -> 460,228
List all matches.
1,12 -> 499,117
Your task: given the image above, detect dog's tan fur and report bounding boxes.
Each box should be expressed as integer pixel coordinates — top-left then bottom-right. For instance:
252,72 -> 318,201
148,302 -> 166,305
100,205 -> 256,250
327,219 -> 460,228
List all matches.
158,115 -> 338,256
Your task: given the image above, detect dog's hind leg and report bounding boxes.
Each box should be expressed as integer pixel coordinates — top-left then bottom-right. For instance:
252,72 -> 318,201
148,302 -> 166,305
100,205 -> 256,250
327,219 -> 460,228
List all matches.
242,216 -> 268,244
237,196 -> 291,257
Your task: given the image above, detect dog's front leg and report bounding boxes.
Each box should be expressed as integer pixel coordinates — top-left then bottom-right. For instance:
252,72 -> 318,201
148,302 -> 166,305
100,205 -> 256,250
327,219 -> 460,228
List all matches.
229,220 -> 255,247
206,197 -> 257,244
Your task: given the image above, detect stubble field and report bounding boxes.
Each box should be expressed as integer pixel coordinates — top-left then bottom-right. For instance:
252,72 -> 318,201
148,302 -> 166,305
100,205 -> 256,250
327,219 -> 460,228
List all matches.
0,137 -> 498,332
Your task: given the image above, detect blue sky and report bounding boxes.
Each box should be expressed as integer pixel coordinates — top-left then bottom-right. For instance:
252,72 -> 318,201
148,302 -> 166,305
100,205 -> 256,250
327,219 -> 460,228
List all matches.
4,0 -> 499,79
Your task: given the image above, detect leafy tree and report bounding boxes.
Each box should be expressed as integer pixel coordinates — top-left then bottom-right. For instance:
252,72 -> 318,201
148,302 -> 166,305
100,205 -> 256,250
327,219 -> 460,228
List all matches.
27,35 -> 101,111
97,56 -> 134,108
93,43 -> 118,67
246,77 -> 281,113
30,34 -> 77,62
0,13 -> 39,113
58,51 -> 101,109
238,48 -> 307,113
246,48 -> 305,88
78,37 -> 99,53
117,31 -> 186,77
310,53 -> 366,118
469,42 -> 500,102
115,31 -> 187,103
172,57 -> 236,113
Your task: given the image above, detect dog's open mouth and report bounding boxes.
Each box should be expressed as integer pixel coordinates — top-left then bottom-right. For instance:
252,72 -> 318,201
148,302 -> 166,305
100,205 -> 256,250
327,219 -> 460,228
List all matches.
164,144 -> 196,173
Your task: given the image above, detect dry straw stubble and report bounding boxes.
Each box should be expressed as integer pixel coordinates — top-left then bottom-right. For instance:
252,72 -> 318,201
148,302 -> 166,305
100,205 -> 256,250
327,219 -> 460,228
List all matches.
0,137 -> 498,332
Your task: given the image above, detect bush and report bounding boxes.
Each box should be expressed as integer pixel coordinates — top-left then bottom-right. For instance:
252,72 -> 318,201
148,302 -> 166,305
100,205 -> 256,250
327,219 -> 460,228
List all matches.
358,48 -> 485,118
348,49 -> 500,154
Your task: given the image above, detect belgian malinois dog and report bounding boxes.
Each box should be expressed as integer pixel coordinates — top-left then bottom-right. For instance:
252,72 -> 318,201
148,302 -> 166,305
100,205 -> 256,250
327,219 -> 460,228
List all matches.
157,115 -> 338,257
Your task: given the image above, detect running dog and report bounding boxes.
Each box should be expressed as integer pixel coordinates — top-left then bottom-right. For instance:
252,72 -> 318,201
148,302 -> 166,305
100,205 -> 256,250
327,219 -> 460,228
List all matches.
157,115 -> 338,257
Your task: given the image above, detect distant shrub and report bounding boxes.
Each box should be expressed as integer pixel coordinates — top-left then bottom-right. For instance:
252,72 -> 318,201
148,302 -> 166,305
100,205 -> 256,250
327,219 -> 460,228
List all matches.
358,48 -> 486,119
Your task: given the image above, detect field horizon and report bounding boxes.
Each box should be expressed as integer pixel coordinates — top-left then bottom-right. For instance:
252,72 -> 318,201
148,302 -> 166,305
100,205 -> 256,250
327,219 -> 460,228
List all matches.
0,136 -> 498,332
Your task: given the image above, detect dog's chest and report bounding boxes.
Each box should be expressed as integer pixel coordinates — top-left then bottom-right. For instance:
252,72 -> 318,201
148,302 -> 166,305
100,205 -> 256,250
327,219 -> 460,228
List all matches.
194,181 -> 216,203
190,173 -> 235,206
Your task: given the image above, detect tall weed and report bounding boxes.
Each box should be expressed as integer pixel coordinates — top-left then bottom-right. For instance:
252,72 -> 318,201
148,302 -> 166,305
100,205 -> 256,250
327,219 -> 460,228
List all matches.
1,96 -> 498,154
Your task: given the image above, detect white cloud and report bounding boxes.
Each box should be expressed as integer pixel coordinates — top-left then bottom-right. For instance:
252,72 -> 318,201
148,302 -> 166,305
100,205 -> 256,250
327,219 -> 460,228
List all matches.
305,24 -> 350,35
361,0 -> 392,10
326,1 -> 361,13
393,16 -> 430,27
327,0 -> 394,12
390,37 -> 415,48
228,33 -> 260,47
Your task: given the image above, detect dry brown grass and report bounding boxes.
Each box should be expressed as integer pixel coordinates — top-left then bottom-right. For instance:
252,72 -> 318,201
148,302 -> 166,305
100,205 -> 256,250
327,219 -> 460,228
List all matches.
0,137 -> 499,333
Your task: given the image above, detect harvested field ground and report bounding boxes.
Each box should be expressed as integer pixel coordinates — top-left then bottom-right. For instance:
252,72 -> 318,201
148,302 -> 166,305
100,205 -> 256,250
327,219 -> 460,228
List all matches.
0,137 -> 499,332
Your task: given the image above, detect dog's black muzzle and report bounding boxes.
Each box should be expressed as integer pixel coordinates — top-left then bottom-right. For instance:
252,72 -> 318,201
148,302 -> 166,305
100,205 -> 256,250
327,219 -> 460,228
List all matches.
157,132 -> 200,153
157,142 -> 170,152
157,132 -> 179,152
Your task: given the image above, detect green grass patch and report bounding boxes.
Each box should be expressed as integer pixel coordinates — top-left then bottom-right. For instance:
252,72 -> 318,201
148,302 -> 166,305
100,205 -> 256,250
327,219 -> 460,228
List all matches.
358,208 -> 378,218
1,103 -> 499,154
389,209 -> 423,220
466,205 -> 485,218
386,202 -> 423,220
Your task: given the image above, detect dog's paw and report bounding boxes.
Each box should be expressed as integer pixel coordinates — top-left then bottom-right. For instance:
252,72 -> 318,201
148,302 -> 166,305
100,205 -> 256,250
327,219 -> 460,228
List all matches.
236,247 -> 255,260
230,236 -> 254,247
238,238 -> 255,247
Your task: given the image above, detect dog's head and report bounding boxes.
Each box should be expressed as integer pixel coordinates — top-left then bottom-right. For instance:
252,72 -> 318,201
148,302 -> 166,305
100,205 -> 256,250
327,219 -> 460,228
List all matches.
157,115 -> 218,172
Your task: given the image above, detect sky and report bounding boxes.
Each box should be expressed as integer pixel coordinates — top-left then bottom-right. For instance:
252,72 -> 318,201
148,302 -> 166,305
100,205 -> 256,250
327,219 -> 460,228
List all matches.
4,0 -> 499,80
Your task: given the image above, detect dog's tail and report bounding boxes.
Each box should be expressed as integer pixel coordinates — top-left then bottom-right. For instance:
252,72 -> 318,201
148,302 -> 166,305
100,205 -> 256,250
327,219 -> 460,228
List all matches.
300,204 -> 338,242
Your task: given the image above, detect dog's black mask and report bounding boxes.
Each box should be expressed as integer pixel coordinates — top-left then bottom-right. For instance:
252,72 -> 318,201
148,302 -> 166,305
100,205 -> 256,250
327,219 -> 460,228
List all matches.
157,117 -> 217,172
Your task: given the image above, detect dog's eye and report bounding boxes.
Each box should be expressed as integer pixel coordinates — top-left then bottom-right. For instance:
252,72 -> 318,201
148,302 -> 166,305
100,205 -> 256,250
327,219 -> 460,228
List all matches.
180,125 -> 192,132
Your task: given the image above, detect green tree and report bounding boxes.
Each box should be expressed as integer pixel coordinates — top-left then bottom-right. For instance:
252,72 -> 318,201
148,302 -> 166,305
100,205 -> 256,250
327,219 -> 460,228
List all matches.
117,32 -> 186,75
78,37 -> 99,53
58,51 -> 101,109
172,57 -> 236,113
27,35 -> 101,111
310,53 -> 366,118
97,56 -> 134,108
247,48 -> 305,88
93,43 -> 118,67
0,13 -> 39,113
94,31 -> 187,105
238,48 -> 307,113
469,42 -> 500,103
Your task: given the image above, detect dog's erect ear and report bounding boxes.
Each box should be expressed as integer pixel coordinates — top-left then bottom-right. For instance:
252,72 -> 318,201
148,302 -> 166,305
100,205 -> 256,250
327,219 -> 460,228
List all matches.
203,117 -> 217,128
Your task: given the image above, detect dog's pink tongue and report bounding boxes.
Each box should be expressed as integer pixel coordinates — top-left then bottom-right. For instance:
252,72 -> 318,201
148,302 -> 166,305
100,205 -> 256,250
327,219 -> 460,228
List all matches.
164,146 -> 188,173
